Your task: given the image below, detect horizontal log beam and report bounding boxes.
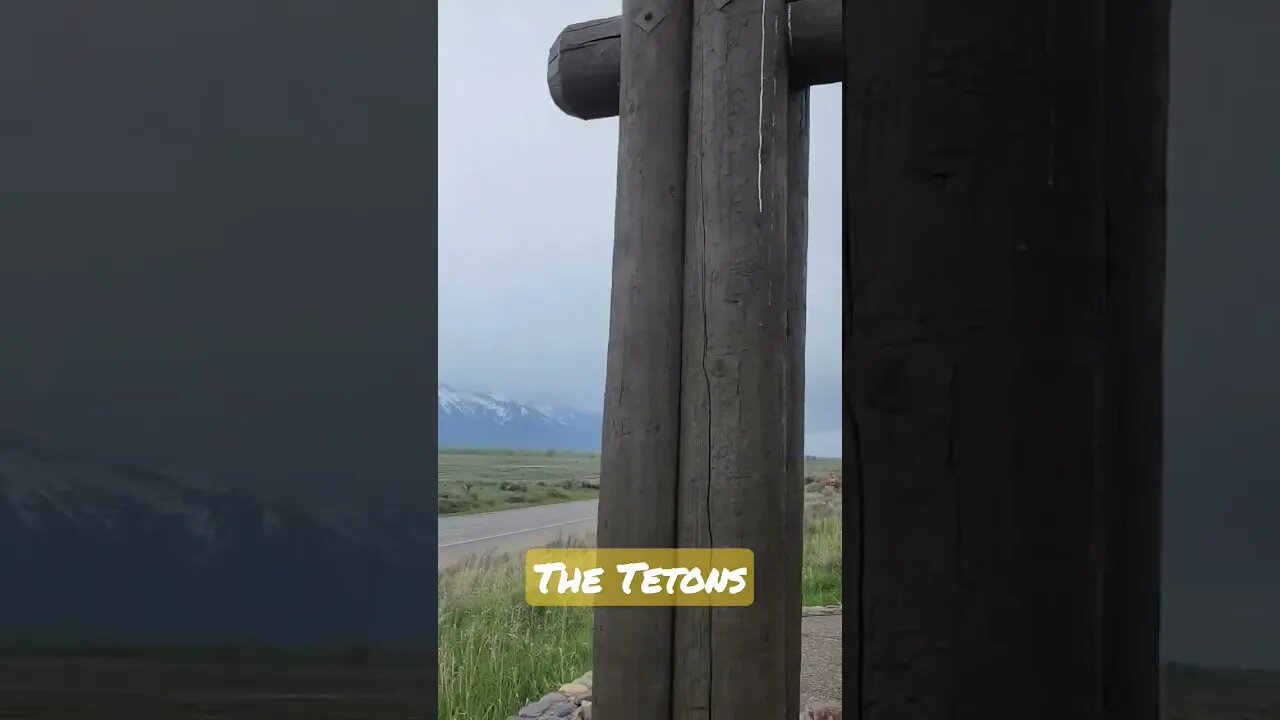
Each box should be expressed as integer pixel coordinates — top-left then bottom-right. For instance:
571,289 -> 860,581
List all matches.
547,0 -> 839,120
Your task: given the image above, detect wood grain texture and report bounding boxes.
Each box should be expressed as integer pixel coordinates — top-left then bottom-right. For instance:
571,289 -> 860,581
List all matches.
785,0 -> 840,86
673,0 -> 794,717
592,1 -> 694,718
548,0 -> 839,121
784,87 -> 811,720
548,17 -> 623,121
844,0 -> 1110,717
1100,0 -> 1170,718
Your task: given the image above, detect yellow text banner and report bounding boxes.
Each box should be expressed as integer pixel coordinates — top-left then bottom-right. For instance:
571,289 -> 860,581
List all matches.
524,548 -> 755,607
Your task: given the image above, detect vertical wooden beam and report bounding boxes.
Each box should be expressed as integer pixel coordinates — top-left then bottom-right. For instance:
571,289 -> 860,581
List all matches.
674,0 -> 794,717
784,86 -> 811,720
593,1 -> 694,718
1101,0 -> 1170,718
843,0 -> 1109,717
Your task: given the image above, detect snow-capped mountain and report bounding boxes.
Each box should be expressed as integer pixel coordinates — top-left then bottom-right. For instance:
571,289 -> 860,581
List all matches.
438,384 -> 601,452
0,435 -> 433,648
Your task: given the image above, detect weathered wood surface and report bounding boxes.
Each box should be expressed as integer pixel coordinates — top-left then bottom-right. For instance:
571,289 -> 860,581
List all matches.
674,0 -> 795,718
592,1 -> 695,718
784,87 -> 810,720
785,0 -> 839,87
1101,0 -> 1170,718
548,17 -> 623,121
844,0 -> 1111,717
548,0 -> 839,121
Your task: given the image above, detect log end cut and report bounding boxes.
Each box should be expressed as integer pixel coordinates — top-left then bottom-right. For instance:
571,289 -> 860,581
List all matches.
547,17 -> 623,121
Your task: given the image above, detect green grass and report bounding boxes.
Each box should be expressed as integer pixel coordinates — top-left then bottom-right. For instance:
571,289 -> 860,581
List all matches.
802,455 -> 843,479
437,449 -> 601,515
438,491 -> 846,720
801,501 -> 843,607
438,448 -> 843,516
437,542 -> 595,720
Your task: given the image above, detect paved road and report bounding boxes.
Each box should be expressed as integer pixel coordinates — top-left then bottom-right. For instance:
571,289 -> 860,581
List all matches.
437,499 -> 598,569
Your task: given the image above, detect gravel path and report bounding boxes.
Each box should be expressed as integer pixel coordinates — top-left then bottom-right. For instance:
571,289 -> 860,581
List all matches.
513,607 -> 843,719
800,610 -> 842,711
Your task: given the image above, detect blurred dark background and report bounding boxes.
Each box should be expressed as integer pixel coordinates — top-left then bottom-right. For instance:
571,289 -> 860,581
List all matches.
0,1 -> 436,653
0,0 -> 1275,669
1163,0 -> 1280,668
0,1 -> 434,513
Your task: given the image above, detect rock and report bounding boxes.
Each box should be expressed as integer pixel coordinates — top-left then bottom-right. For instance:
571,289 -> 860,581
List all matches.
518,699 -> 552,717
512,669 -> 593,719
803,701 -> 842,720
801,604 -> 843,617
558,682 -> 590,697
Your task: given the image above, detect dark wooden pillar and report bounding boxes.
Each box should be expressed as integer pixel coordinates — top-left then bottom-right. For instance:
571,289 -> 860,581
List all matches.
551,5 -> 828,716
592,1 -> 695,718
1101,0 -> 1170,718
784,87 -> 811,720
674,0 -> 796,718
843,0 -> 1117,717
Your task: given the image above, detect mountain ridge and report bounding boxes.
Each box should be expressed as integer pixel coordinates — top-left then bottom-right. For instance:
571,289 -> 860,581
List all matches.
437,384 -> 601,452
0,435 -> 433,649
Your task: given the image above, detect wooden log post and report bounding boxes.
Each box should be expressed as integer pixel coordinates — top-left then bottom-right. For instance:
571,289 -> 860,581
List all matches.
674,0 -> 796,718
1101,0 -> 1170,718
784,87 -> 810,720
591,1 -> 695,718
548,0 -> 841,121
844,0 -> 1119,717
548,17 -> 623,122
549,6 -> 832,717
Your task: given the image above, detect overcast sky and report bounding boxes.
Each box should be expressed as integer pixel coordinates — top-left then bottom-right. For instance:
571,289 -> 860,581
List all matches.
438,1 -> 844,456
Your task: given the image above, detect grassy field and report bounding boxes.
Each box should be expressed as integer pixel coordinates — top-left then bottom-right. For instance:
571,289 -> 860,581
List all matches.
801,486 -> 843,606
438,448 -> 844,516
0,648 -> 434,719
438,545 -> 594,720
438,449 -> 601,515
438,484 -> 845,720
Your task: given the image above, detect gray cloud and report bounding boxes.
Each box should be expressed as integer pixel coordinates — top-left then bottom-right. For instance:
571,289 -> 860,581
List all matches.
438,2 -> 843,455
